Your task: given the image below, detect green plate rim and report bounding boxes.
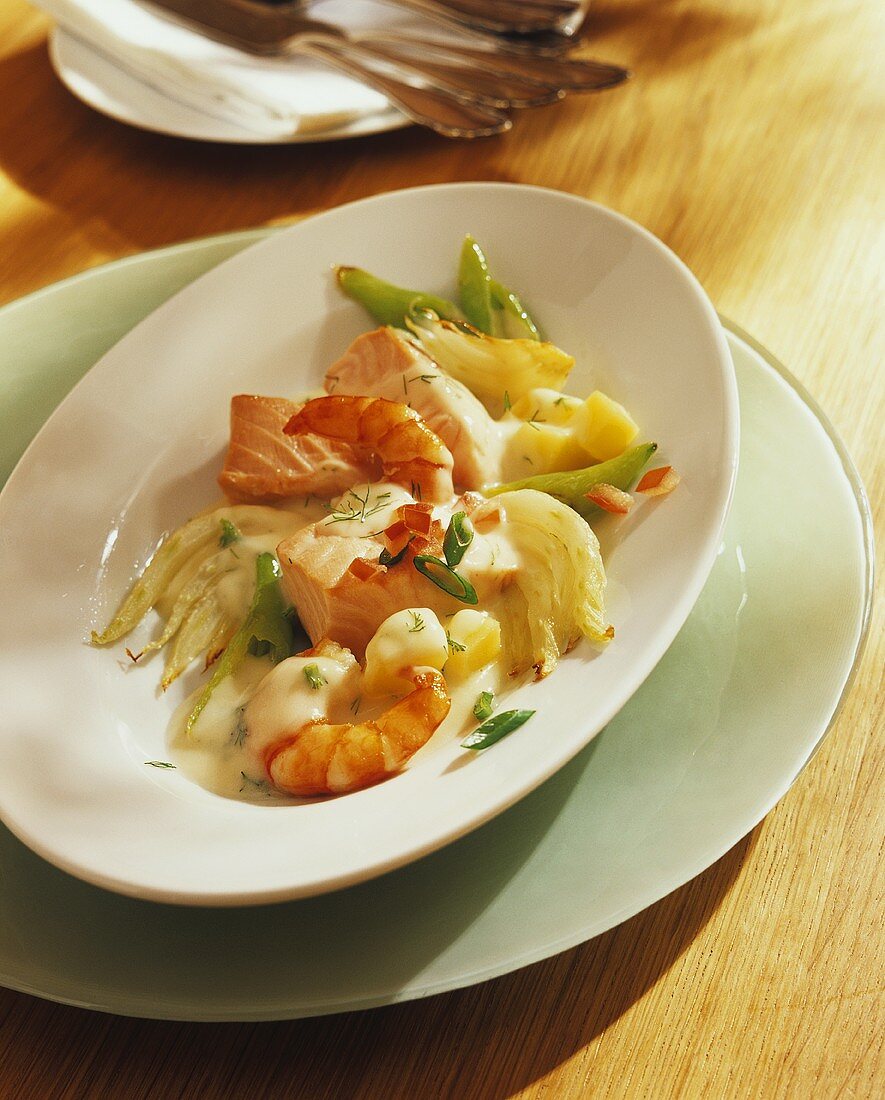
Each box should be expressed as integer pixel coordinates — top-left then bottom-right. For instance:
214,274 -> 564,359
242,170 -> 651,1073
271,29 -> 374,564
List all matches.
0,235 -> 874,1020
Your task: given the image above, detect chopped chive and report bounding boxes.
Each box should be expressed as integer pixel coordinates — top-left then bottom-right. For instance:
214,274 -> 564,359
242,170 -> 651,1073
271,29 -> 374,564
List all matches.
413,555 -> 478,605
379,536 -> 413,568
219,518 -> 240,547
232,709 -> 248,747
461,709 -> 535,750
443,511 -> 474,567
239,771 -> 271,794
303,664 -> 326,690
473,691 -> 495,720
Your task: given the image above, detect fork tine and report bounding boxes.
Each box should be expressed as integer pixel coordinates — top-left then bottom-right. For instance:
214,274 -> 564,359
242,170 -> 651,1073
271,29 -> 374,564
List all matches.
363,44 -> 566,107
366,35 -> 631,93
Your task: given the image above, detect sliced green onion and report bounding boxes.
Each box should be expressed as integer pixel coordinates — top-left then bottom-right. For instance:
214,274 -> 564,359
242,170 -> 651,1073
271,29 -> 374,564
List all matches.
461,709 -> 535,750
443,511 -> 474,567
219,519 -> 240,548
303,663 -> 326,690
379,537 -> 413,568
413,555 -> 478,605
473,691 -> 495,720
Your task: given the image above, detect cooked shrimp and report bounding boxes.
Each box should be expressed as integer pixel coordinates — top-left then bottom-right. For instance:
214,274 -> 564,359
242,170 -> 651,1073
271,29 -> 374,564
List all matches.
264,669 -> 450,797
284,395 -> 455,503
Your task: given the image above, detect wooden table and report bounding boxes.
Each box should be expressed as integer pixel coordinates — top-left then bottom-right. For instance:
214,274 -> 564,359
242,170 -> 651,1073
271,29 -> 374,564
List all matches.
1,1 -> 882,1095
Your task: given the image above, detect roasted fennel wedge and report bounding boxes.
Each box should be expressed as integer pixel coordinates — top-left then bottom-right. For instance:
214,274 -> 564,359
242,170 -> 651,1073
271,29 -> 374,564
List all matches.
475,490 -> 611,679
92,504 -> 303,689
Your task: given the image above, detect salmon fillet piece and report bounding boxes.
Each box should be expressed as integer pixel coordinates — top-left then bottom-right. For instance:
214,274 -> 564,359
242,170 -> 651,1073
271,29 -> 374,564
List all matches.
218,394 -> 377,502
277,522 -> 458,658
325,328 -> 498,491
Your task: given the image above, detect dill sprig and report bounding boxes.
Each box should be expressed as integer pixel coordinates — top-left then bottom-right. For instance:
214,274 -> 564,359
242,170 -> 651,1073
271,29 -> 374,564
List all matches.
326,485 -> 392,525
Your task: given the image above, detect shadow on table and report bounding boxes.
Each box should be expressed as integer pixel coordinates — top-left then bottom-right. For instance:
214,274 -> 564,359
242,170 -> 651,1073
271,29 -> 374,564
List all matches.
0,40 -> 467,257
0,0 -> 753,275
0,818 -> 756,1098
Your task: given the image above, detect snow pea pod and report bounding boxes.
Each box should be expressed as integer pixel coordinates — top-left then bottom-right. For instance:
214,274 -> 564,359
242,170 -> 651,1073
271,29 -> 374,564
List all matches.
336,266 -> 462,328
484,442 -> 658,521
458,235 -> 496,334
489,279 -> 541,340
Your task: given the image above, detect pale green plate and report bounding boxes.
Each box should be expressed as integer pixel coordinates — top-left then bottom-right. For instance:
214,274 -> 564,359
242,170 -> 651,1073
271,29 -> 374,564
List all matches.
0,233 -> 872,1021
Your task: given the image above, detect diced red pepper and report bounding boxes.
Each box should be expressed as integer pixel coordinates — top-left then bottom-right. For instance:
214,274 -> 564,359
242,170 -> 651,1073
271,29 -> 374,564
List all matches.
473,506 -> 501,532
400,503 -> 433,535
636,466 -> 680,496
383,519 -> 411,555
585,483 -> 634,514
348,557 -> 384,582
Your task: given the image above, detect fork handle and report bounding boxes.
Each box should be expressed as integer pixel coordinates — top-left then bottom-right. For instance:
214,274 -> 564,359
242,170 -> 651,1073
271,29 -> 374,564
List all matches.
293,39 -> 512,138
366,0 -> 579,35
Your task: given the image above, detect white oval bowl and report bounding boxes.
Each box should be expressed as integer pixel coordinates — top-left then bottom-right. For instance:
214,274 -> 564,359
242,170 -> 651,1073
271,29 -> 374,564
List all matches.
0,184 -> 738,905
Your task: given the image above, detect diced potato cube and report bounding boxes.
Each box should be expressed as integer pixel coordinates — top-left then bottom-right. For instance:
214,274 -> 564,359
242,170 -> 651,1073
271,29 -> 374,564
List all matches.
510,421 -> 589,475
509,388 -> 584,426
363,608 -> 448,696
444,610 -> 502,680
572,391 -> 639,461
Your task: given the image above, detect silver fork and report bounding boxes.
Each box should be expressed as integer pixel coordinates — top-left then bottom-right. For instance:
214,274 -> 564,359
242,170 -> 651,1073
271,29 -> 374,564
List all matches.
258,0 -> 586,39
144,0 -> 627,137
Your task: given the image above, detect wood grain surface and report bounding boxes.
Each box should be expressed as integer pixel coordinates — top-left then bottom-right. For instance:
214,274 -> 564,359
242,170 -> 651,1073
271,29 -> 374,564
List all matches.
0,0 -> 882,1096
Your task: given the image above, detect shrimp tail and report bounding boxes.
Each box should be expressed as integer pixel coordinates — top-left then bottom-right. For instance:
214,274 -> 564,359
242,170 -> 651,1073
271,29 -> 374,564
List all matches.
265,669 -> 450,797
284,395 -> 455,502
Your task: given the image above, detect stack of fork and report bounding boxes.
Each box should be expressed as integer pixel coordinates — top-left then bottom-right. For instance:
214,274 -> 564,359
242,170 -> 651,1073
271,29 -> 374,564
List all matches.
37,0 -> 629,138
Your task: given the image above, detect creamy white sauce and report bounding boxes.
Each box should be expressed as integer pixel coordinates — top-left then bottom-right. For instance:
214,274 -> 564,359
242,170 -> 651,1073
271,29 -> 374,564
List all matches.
244,651 -> 360,761
170,646 -> 513,803
315,482 -> 414,538
162,445 -> 563,802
